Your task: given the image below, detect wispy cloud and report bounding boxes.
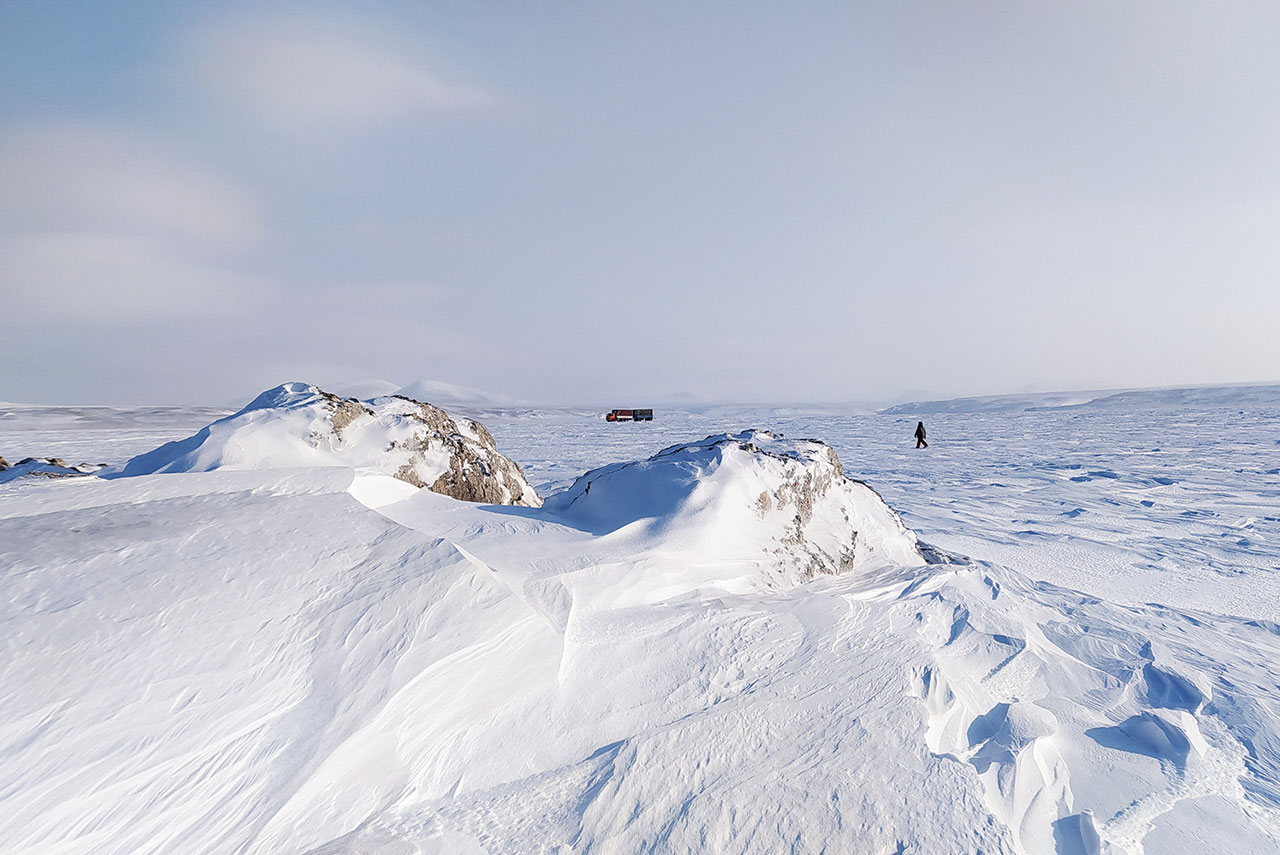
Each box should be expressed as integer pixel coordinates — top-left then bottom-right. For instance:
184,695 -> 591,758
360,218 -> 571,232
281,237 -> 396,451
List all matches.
1,233 -> 267,323
192,14 -> 489,127
0,122 -> 269,324
0,123 -> 262,250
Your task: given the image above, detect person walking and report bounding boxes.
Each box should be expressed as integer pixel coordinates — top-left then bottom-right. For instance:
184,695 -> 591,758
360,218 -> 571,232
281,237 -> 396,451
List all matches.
914,421 -> 928,449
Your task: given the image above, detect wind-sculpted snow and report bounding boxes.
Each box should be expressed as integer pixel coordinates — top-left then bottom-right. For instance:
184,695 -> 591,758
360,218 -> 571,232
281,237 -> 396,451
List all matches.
3,418 -> 1280,853
111,382 -> 541,506
912,566 -> 1280,853
542,430 -> 923,587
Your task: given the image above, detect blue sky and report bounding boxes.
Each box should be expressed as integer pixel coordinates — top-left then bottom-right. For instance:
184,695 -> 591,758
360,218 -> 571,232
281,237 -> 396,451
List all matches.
2,1 -> 1278,405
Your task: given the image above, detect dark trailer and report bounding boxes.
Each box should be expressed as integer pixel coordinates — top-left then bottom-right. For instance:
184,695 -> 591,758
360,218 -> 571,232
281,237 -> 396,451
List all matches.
606,408 -> 654,422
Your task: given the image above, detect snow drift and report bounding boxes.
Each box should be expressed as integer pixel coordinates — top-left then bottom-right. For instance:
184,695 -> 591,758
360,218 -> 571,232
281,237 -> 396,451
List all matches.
112,382 -> 541,506
4,416 -> 1280,853
544,430 -> 922,588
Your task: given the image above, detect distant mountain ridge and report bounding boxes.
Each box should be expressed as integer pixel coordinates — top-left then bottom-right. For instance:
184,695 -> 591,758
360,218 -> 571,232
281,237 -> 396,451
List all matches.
397,379 -> 516,406
882,382 -> 1280,414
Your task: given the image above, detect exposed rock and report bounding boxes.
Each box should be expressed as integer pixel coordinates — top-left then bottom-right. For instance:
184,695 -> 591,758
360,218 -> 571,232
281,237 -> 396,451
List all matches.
0,458 -> 105,485
545,429 -> 921,588
377,396 -> 539,505
115,382 -> 541,507
325,394 -> 374,439
756,490 -> 772,514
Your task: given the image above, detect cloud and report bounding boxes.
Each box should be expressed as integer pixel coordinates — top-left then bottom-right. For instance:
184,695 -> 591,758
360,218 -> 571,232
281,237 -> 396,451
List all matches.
192,14 -> 489,127
0,233 -> 268,324
0,123 -> 270,325
0,123 -> 262,250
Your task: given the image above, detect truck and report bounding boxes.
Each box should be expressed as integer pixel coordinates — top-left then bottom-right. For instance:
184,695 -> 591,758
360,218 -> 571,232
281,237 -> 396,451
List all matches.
606,408 -> 654,422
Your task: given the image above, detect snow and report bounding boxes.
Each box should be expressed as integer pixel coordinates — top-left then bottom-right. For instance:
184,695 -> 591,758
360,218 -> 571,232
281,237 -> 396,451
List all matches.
108,382 -> 541,507
476,405 -> 1280,623
0,401 -> 231,464
539,431 -> 922,589
883,383 -> 1280,414
2,390 -> 1280,853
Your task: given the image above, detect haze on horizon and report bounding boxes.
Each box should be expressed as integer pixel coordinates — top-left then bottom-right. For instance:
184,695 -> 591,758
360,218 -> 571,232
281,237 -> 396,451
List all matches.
2,1 -> 1278,407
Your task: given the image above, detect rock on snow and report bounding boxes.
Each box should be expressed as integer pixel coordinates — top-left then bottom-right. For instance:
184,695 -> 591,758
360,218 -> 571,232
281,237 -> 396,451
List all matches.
3,411 -> 1280,853
112,382 -> 541,507
0,456 -> 104,484
544,430 -> 923,588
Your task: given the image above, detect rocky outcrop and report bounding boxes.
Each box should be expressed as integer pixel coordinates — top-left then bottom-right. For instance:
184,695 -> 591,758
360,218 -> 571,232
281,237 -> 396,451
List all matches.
115,383 -> 541,507
0,457 -> 105,484
545,429 -> 921,587
379,395 -> 541,506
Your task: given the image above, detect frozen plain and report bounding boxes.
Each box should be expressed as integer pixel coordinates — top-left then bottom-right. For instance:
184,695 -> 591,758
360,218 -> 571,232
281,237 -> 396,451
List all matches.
2,391 -> 1279,854
483,402 -> 1280,622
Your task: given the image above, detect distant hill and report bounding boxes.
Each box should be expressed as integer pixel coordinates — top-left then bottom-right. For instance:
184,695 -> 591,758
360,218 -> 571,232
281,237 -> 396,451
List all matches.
326,378 -> 403,400
395,379 -> 514,407
881,383 -> 1280,414
1042,384 -> 1280,411
880,391 -> 1104,415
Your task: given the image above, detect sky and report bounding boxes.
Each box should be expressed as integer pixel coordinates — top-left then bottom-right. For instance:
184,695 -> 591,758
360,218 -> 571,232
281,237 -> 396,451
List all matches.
2,1 -> 1279,406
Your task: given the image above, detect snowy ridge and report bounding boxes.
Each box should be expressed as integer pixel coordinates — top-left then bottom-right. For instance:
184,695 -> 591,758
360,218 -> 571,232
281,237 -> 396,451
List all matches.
111,382 -> 541,506
882,383 -> 1280,414
543,430 -> 923,588
395,379 -> 514,407
3,418 -> 1280,852
1039,383 -> 1280,411
326,378 -> 402,400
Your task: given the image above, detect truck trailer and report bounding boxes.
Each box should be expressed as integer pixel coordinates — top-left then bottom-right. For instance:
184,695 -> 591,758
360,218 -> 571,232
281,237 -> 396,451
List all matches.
606,408 -> 654,422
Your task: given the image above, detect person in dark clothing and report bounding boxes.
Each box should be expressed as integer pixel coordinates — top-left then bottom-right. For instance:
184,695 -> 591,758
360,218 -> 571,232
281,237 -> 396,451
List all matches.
914,421 -> 928,449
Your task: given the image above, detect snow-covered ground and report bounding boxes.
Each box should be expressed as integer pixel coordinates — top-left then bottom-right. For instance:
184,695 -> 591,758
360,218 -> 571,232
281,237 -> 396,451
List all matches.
477,403 -> 1280,622
0,402 -> 232,466
2,392 -> 1279,853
